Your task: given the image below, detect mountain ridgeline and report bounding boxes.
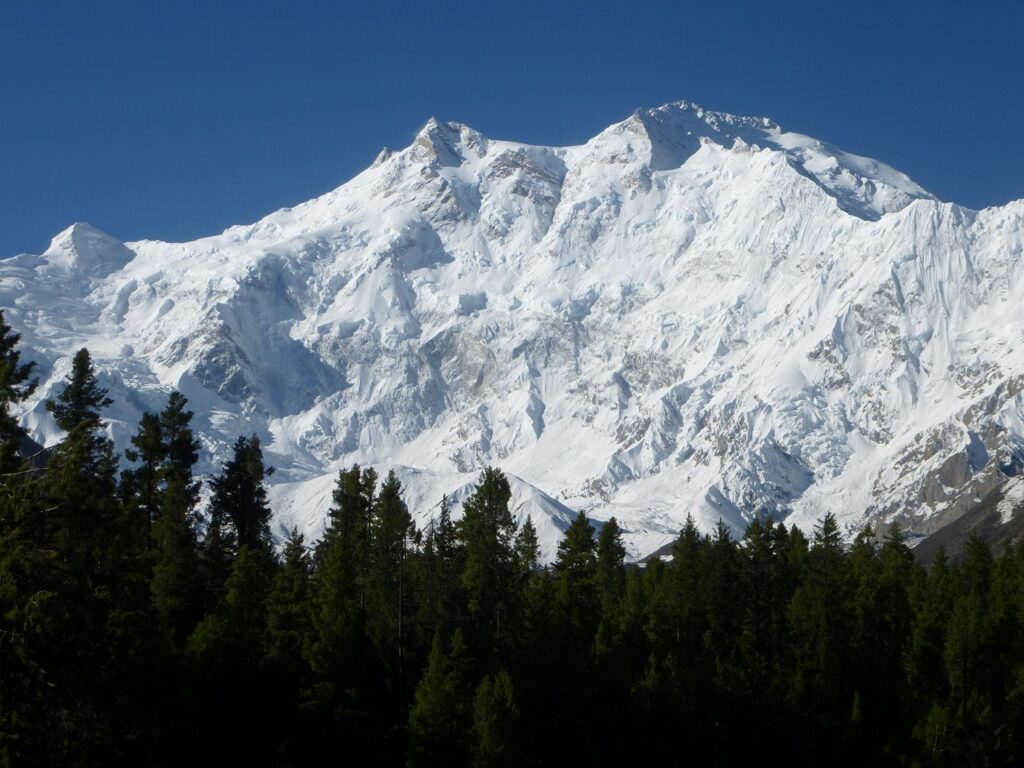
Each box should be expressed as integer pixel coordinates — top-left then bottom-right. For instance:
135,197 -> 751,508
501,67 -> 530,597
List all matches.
3,324 -> 1024,765
4,101 -> 1024,560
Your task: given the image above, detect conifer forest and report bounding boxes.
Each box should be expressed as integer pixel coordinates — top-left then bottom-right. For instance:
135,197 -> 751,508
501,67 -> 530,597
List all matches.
2,312 -> 1024,767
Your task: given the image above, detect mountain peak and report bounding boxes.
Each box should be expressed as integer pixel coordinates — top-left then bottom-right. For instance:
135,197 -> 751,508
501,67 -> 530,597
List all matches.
583,100 -> 931,218
43,222 -> 134,278
410,117 -> 489,167
10,101 -> 1018,561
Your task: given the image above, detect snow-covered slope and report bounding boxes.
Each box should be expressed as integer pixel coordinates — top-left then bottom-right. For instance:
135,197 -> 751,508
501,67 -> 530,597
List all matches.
4,101 -> 1024,560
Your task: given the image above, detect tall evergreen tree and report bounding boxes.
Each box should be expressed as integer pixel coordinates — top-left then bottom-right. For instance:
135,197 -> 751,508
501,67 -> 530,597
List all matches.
266,528 -> 313,669
594,517 -> 626,622
458,467 -> 517,665
788,512 -> 855,746
41,347 -> 120,557
308,465 -> 376,669
45,348 -> 112,433
24,347 -> 156,764
472,669 -> 519,768
514,514 -> 540,575
942,534 -> 1006,760
207,434 -> 274,554
366,470 -> 417,730
417,495 -> 464,644
121,412 -> 165,522
187,543 -> 278,763
554,510 -> 598,633
367,470 -> 415,654
149,392 -> 203,646
408,630 -> 473,768
264,528 -> 314,764
738,517 -> 785,699
0,310 -> 37,474
304,465 -> 381,758
663,514 -> 707,655
0,316 -> 45,764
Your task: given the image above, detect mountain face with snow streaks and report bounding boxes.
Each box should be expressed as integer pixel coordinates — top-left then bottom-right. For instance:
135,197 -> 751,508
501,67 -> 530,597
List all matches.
4,101 -> 1023,559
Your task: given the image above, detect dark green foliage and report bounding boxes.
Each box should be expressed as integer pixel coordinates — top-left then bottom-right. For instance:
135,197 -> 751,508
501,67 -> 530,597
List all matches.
0,316 -> 43,764
594,516 -> 625,619
146,392 -> 203,646
2,333 -> 1023,768
0,310 -> 37,474
554,510 -> 598,640
44,347 -> 112,433
514,513 -> 539,574
408,630 -> 473,767
789,512 -> 855,730
187,544 -> 279,763
266,527 -> 312,669
472,669 -> 519,768
458,467 -> 517,665
302,464 -> 385,760
417,495 -> 464,643
3,346 -> 157,765
366,470 -> 415,664
208,434 -> 274,553
121,412 -> 164,521
307,465 -> 376,671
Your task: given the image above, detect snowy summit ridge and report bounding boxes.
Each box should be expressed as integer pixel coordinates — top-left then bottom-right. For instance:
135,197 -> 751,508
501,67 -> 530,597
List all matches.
4,101 -> 1023,560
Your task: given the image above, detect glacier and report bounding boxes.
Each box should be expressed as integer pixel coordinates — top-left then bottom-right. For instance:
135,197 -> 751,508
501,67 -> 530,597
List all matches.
3,101 -> 1023,560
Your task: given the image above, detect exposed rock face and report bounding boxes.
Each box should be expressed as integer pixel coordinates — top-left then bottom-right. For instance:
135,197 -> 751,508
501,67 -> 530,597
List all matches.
3,101 -> 1023,560
914,475 -> 1024,564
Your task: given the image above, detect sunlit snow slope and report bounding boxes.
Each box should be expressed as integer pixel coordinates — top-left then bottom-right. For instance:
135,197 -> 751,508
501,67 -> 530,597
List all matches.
4,102 -> 1024,560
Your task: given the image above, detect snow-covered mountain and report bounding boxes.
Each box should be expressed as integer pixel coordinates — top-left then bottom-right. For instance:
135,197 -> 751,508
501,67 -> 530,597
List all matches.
4,101 -> 1024,560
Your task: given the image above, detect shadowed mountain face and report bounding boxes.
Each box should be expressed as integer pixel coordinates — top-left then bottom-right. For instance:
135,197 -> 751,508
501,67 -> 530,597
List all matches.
914,475 -> 1024,564
4,101 -> 1023,560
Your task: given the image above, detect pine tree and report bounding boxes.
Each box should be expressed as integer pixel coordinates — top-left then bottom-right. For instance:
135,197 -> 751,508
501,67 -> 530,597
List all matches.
25,347 -> 158,764
266,528 -> 312,669
472,669 -> 519,768
121,412 -> 165,523
367,470 -> 415,657
45,348 -> 112,433
187,543 -> 278,763
594,517 -> 626,622
943,534 -> 1004,759
408,630 -> 473,767
738,517 -> 778,692
788,512 -> 855,742
160,391 -> 201,490
872,524 -> 916,748
264,528 -> 314,763
304,465 -> 381,757
554,510 -> 598,631
417,495 -> 464,643
42,347 -> 120,559
703,520 -> 741,661
207,434 -> 274,554
192,435 -> 278,696
514,514 -> 540,575
149,392 -> 203,646
0,316 -> 46,764
366,470 -> 416,730
307,465 -> 376,672
458,467 -> 517,664
664,514 -> 706,654
0,310 -> 37,474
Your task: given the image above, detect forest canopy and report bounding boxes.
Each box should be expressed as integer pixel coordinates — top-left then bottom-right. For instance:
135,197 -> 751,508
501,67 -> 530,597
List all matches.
1,323 -> 1022,766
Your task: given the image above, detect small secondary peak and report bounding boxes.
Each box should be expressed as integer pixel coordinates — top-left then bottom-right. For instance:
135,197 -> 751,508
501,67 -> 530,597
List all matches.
411,116 -> 488,167
43,222 -> 134,279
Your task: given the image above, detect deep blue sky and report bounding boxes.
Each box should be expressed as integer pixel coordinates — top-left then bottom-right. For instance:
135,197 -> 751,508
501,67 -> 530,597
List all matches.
2,0 -> 1022,256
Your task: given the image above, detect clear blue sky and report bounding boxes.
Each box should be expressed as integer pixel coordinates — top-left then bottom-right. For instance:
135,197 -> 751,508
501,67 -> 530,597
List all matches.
2,0 -> 1022,256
